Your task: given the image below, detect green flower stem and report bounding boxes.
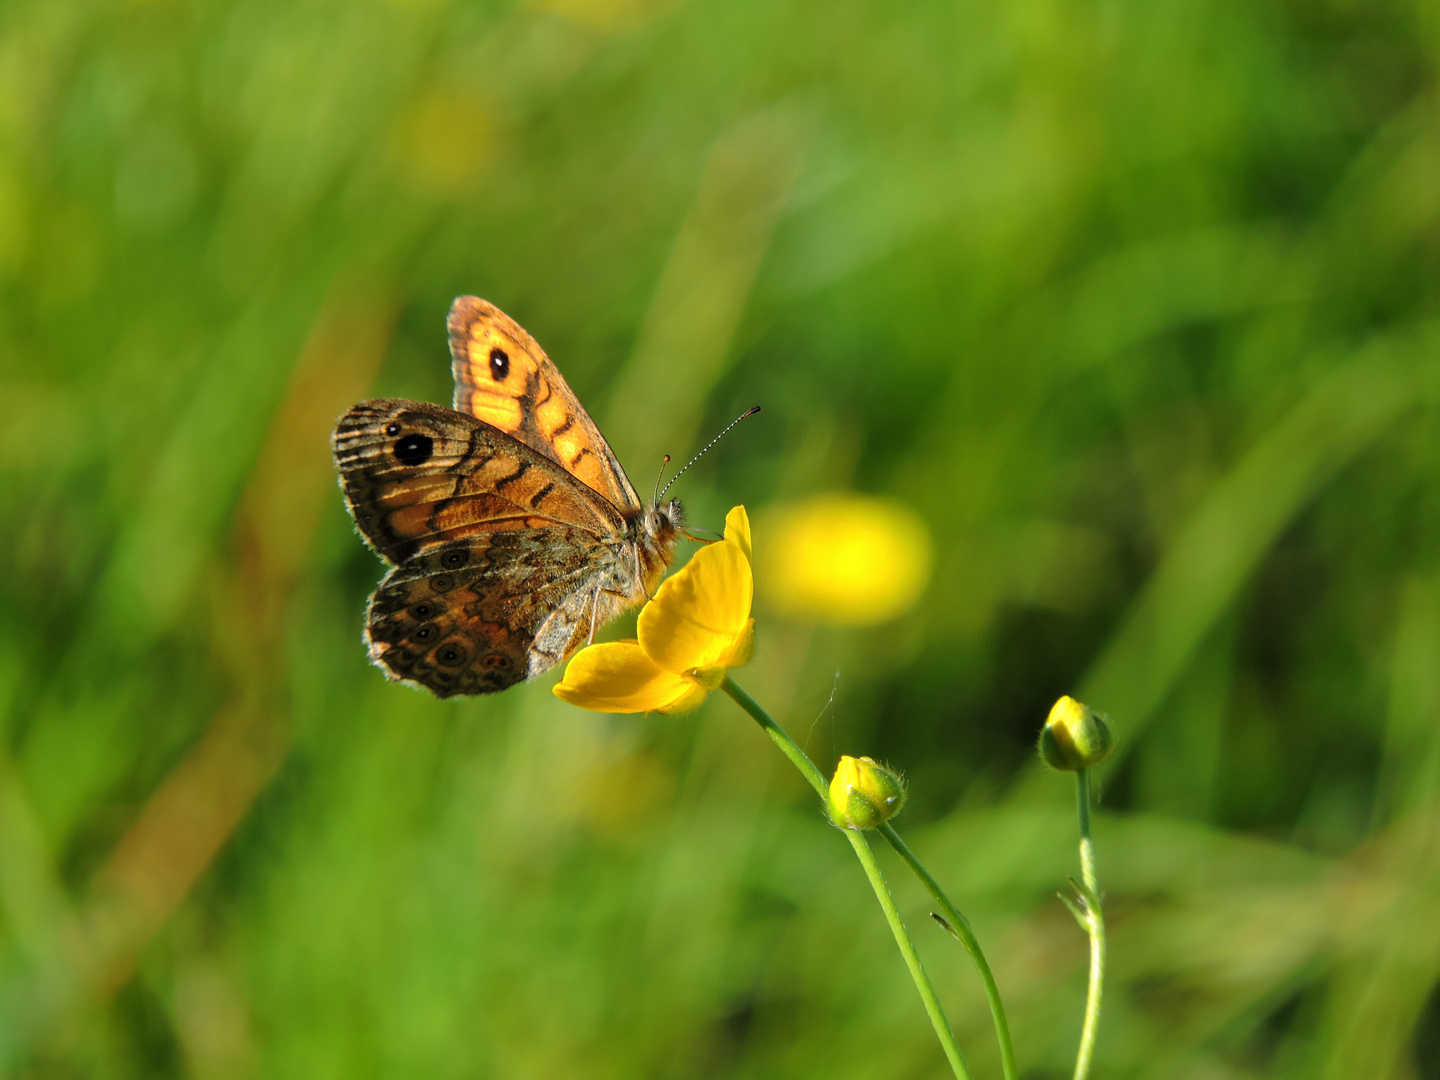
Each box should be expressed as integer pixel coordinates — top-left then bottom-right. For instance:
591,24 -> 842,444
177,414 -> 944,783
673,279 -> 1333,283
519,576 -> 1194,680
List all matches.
1072,769 -> 1104,1080
879,822 -> 1018,1080
721,678 -> 828,795
722,678 -> 998,1080
842,826 -> 973,1080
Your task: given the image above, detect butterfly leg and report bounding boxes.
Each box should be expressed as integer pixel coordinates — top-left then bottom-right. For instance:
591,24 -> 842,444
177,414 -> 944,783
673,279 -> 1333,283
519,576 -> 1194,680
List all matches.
587,585 -> 603,646
586,584 -> 631,645
634,542 -> 656,601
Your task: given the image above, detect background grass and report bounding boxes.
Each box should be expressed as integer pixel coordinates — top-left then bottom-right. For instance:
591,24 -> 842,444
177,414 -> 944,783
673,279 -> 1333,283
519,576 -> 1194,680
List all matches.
2,0 -> 1439,1076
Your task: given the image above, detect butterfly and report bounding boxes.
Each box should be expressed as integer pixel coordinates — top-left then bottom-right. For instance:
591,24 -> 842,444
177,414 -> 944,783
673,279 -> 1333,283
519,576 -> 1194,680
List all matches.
331,296 -> 685,698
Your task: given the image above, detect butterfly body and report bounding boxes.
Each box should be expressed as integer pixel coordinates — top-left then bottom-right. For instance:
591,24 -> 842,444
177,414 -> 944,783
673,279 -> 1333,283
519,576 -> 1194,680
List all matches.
332,299 -> 683,698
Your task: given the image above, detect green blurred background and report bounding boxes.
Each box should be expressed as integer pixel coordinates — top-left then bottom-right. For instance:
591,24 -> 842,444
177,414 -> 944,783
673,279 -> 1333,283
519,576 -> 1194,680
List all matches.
3,0 -> 1439,1076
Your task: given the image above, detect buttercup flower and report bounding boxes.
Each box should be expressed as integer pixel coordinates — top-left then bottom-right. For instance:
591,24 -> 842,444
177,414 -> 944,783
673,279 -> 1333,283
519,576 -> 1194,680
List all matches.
553,506 -> 755,714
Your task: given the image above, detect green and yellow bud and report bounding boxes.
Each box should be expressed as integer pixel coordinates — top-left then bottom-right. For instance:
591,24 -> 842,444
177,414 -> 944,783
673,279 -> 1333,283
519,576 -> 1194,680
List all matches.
828,755 -> 907,830
1039,695 -> 1114,771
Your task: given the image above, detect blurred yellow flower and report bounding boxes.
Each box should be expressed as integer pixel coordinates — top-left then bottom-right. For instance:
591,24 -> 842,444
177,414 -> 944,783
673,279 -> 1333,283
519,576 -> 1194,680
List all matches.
758,494 -> 932,625
553,506 -> 755,714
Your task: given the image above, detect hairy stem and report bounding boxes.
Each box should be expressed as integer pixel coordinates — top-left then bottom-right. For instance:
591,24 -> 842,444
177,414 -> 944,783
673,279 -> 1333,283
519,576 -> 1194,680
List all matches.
1072,769 -> 1105,1080
844,827 -> 973,1080
722,678 -> 1013,1080
880,823 -> 1018,1080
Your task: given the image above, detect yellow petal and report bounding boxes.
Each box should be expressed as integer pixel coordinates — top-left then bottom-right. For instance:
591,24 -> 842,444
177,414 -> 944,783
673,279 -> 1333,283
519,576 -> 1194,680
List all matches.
553,641 -> 696,714
639,538 -> 753,674
723,617 -> 755,668
724,505 -> 751,561
652,680 -> 711,715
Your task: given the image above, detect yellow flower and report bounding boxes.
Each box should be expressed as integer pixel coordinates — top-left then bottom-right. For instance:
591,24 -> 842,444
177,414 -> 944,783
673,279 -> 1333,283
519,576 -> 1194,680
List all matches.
758,494 -> 932,626
553,506 -> 755,714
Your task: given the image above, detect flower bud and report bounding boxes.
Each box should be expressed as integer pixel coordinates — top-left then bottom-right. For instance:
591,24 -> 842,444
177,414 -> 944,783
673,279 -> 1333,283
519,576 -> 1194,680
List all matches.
1039,695 -> 1114,771
828,755 -> 907,830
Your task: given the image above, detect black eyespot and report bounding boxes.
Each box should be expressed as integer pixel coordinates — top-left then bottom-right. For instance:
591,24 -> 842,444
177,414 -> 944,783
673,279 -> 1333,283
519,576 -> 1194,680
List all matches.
393,433 -> 434,466
481,653 -> 511,670
441,548 -> 469,569
385,422 -> 402,436
430,575 -> 454,592
436,643 -> 468,667
409,602 -> 436,620
412,624 -> 437,643
489,347 -> 510,382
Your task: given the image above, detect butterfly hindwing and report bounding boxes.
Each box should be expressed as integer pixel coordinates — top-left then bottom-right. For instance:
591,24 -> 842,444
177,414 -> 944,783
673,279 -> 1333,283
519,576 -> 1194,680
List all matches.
447,296 -> 641,512
363,532 -> 621,697
332,398 -> 625,564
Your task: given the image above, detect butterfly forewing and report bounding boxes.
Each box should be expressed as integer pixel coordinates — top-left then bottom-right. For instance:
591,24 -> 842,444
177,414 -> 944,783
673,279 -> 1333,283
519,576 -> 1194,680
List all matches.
447,296 -> 641,512
333,399 -> 625,564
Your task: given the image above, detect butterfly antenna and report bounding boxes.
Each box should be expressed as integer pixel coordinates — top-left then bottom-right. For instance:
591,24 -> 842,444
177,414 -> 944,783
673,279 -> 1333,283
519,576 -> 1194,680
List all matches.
657,406 -> 760,501
652,455 -> 672,505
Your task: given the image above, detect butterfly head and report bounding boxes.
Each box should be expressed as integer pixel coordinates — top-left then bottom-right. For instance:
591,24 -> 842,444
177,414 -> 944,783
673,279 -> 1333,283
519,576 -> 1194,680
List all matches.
644,498 -> 685,546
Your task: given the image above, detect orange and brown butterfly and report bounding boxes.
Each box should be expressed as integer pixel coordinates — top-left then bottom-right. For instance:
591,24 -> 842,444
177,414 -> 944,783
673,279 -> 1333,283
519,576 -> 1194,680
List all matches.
331,296 -> 685,698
